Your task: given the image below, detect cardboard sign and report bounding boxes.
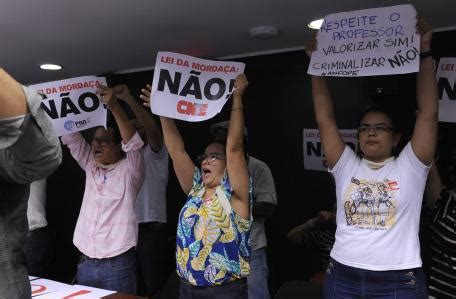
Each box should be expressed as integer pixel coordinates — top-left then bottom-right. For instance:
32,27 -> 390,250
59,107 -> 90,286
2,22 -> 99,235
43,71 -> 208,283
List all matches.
436,57 -> 456,123
150,52 -> 245,121
303,129 -> 358,171
308,4 -> 419,77
29,76 -> 108,136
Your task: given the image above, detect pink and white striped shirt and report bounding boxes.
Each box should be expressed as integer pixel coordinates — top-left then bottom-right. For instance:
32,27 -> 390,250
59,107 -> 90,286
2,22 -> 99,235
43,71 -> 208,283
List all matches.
62,132 -> 145,258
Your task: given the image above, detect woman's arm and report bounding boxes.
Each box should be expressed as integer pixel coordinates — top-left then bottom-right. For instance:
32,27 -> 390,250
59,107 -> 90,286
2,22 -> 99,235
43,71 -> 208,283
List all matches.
140,85 -> 195,194
307,36 -> 345,168
226,74 -> 250,220
410,17 -> 438,166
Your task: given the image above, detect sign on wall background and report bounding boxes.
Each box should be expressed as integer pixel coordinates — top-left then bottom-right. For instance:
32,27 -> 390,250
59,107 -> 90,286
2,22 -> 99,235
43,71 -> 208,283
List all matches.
303,129 -> 358,171
150,52 -> 245,122
436,57 -> 456,123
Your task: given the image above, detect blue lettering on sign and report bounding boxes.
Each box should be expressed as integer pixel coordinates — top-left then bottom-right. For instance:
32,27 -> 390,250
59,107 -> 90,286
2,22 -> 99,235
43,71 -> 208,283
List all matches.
64,120 -> 75,131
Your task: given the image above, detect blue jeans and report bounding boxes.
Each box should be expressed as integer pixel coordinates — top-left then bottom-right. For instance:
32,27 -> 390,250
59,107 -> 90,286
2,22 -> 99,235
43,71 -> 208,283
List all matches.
324,258 -> 428,298
179,278 -> 248,299
77,247 -> 137,294
247,248 -> 270,299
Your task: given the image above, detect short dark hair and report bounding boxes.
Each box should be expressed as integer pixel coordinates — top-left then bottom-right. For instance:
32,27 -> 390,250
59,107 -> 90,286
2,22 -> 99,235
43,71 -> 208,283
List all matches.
358,105 -> 399,133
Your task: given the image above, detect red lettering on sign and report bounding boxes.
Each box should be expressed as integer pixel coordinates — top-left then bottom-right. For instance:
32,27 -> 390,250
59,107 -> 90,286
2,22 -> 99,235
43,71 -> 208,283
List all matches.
63,290 -> 92,298
176,100 -> 207,116
31,285 -> 47,295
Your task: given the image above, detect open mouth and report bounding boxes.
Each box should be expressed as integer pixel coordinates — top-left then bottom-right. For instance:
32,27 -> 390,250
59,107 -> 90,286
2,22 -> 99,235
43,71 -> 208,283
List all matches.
202,167 -> 212,178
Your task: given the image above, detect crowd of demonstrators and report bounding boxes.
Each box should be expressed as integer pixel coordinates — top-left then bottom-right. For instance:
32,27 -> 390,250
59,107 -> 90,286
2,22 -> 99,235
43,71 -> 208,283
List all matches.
307,16 -> 438,298
287,206 -> 336,284
211,121 -> 277,299
0,69 -> 62,298
141,74 -> 252,298
61,85 -> 145,294
114,84 -> 170,298
5,11 -> 456,299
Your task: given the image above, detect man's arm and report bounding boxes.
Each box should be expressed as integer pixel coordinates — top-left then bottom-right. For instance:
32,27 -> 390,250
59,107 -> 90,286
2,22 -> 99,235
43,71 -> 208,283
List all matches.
114,84 -> 163,152
0,70 -> 61,183
97,85 -> 136,144
0,68 -> 28,118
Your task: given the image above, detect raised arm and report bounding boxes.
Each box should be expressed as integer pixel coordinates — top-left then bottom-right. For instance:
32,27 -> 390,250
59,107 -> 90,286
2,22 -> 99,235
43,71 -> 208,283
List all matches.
114,84 -> 163,152
0,68 -> 27,118
140,85 -> 195,194
226,74 -> 250,220
411,17 -> 438,166
98,85 -> 136,144
307,36 -> 345,168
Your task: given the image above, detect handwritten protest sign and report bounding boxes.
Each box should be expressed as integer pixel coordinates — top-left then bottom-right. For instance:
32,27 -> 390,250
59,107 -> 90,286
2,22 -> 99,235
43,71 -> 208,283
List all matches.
437,57 -> 456,123
308,4 -> 419,77
150,52 -> 245,121
30,76 -> 108,136
303,129 -> 358,171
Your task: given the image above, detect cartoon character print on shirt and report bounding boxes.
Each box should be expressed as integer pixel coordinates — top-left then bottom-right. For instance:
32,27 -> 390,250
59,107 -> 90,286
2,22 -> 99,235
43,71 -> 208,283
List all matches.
343,177 -> 398,229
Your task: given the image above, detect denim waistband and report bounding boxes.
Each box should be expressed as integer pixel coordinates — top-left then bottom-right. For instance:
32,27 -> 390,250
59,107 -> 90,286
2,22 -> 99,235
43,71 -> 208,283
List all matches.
79,246 -> 135,263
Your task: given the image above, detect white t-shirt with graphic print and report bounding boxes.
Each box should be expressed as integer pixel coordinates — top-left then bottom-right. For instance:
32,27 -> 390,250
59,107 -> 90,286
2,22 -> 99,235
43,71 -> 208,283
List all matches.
329,142 -> 430,271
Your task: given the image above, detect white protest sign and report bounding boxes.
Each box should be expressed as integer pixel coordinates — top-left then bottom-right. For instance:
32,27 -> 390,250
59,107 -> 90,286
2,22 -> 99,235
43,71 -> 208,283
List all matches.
151,52 -> 245,121
308,4 -> 419,77
29,76 -> 108,136
31,278 -> 73,297
303,129 -> 358,171
36,285 -> 116,298
436,57 -> 456,123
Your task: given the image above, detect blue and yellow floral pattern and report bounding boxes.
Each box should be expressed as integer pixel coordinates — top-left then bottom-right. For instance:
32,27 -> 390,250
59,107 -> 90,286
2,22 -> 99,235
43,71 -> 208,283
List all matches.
176,168 -> 252,286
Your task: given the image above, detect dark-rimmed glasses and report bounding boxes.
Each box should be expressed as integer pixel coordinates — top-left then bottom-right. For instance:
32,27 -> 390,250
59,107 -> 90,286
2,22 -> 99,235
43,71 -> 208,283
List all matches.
358,124 -> 393,134
197,153 -> 226,164
91,136 -> 116,146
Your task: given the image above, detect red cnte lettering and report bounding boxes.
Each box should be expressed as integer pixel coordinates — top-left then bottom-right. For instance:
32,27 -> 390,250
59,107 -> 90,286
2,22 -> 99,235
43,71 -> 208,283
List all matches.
176,100 -> 207,116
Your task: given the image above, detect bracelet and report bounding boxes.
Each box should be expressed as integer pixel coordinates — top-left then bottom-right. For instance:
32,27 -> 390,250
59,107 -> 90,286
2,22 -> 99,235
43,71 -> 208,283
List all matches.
231,106 -> 243,111
419,50 -> 432,59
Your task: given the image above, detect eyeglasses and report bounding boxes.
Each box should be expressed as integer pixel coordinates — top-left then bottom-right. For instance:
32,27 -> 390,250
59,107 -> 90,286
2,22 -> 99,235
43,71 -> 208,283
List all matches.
358,124 -> 393,134
91,136 -> 116,146
197,153 -> 225,164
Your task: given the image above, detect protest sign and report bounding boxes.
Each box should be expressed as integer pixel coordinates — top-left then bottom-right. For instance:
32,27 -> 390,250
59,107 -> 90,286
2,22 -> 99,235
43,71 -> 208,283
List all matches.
303,129 -> 358,171
308,4 -> 419,77
30,76 -> 107,136
436,57 -> 456,123
150,52 -> 245,121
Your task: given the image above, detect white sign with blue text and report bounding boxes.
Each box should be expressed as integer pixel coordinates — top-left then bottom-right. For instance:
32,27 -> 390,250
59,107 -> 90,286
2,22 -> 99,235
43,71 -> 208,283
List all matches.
30,76 -> 108,137
308,4 -> 419,77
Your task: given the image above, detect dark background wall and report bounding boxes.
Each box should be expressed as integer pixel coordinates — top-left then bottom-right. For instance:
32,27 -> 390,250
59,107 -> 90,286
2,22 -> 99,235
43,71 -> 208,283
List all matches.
45,30 -> 456,294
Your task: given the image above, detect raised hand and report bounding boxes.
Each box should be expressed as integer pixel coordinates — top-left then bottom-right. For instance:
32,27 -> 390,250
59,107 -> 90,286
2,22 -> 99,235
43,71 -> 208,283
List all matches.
113,84 -> 133,102
97,85 -> 118,110
139,84 -> 152,108
416,16 -> 432,51
232,74 -> 248,98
